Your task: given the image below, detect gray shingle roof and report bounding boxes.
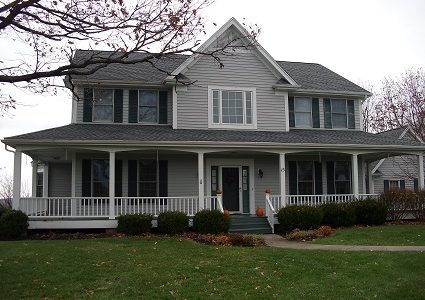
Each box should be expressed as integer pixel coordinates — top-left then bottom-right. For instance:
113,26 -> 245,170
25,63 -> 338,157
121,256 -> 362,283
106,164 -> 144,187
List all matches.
71,50 -> 369,94
3,124 -> 423,147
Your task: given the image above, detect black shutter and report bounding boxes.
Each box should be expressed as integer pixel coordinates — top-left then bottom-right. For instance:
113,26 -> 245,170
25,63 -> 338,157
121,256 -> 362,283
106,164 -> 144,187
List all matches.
384,180 -> 389,192
312,98 -> 320,128
347,100 -> 355,129
314,161 -> 323,195
414,178 -> 419,192
83,88 -> 93,122
326,161 -> 335,194
128,90 -> 139,123
128,160 -> 138,196
400,180 -> 405,189
115,160 -> 122,197
82,159 -> 92,197
159,160 -> 168,197
324,98 -> 332,128
114,89 -> 123,123
288,161 -> 297,195
158,91 -> 168,124
288,96 -> 295,128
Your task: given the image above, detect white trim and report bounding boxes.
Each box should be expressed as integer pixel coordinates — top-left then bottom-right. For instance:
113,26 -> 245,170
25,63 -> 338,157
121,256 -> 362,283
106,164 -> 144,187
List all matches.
418,154 -> 424,189
279,153 -> 286,206
352,154 -> 359,198
169,18 -> 297,86
42,163 -> 49,198
109,151 -> 115,219
31,160 -> 37,197
207,85 -> 257,129
289,88 -> 372,97
172,86 -> 177,129
29,220 -> 118,229
13,150 -> 22,209
206,158 -> 255,215
198,152 -> 205,209
372,158 -> 385,174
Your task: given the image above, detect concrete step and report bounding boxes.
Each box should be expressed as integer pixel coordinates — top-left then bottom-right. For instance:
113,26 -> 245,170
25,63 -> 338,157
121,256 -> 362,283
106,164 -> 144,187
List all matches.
229,215 -> 272,233
229,227 -> 272,234
230,223 -> 271,230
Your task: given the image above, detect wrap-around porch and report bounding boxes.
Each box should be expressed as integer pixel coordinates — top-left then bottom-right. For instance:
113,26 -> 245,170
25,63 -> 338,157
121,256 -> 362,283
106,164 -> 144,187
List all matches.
11,147 -> 425,230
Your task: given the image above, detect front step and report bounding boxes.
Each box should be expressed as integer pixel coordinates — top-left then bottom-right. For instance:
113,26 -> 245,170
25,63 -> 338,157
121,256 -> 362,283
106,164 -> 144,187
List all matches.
229,215 -> 272,234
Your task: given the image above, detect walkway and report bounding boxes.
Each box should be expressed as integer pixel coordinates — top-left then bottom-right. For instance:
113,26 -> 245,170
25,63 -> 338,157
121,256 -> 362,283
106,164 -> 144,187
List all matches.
263,234 -> 425,252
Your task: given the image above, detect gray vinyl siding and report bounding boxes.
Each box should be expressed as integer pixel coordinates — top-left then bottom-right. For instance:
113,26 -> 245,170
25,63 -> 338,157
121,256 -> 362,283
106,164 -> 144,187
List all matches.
168,154 -> 198,196
254,156 -> 280,209
48,163 -> 72,197
373,155 -> 421,194
177,51 -> 286,131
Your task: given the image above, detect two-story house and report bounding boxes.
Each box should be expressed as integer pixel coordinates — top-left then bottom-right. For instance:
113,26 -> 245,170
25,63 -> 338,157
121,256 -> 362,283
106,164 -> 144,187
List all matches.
3,18 -> 425,232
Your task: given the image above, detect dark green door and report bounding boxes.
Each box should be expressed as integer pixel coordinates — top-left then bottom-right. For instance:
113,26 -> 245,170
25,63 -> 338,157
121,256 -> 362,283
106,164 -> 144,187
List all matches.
222,167 -> 240,211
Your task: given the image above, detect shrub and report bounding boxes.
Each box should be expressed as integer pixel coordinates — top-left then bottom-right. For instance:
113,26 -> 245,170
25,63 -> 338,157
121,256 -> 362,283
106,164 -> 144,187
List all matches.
352,198 -> 387,225
316,225 -> 333,237
412,190 -> 425,221
285,228 -> 317,241
277,205 -> 323,232
0,210 -> 28,240
117,214 -> 152,235
320,203 -> 356,227
193,210 -> 230,234
379,189 -> 416,221
157,211 -> 188,234
0,205 -> 11,218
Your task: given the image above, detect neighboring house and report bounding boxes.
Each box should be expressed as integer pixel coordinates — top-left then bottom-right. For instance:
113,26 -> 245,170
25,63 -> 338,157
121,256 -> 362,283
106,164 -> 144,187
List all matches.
2,18 -> 425,232
370,127 -> 425,194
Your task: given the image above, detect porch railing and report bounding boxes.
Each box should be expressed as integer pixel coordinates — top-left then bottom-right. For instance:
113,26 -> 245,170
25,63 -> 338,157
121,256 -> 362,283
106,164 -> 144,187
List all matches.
20,195 -> 224,218
265,193 -> 276,233
269,194 -> 379,212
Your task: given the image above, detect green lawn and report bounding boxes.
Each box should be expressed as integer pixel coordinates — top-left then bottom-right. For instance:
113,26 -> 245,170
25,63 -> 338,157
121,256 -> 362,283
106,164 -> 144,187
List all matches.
0,237 -> 424,299
312,225 -> 425,246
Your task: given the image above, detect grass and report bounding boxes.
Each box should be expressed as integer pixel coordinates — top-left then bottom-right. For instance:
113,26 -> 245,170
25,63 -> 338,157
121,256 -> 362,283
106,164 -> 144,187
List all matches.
0,237 -> 424,299
312,224 -> 425,246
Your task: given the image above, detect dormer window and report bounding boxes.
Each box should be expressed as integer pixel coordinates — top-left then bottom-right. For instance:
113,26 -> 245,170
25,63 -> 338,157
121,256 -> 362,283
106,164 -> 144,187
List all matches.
208,86 -> 257,129
324,98 -> 355,129
92,89 -> 114,122
294,97 -> 312,127
139,90 -> 158,123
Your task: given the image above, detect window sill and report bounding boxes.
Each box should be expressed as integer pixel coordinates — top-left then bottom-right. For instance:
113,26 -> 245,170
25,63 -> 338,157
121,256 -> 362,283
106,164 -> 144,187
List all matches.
208,123 -> 257,130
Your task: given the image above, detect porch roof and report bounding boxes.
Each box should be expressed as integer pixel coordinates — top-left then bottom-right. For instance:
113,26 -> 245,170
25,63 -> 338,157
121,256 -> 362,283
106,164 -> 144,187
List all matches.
3,124 -> 424,150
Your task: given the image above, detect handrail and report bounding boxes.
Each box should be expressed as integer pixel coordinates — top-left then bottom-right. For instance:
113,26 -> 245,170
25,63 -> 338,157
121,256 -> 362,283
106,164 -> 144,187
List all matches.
265,193 -> 276,233
216,193 -> 224,213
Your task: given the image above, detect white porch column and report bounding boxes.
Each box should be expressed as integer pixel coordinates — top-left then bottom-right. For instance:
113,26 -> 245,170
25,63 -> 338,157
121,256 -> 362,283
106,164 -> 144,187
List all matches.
351,154 -> 359,198
279,153 -> 286,207
109,151 -> 115,219
71,153 -> 77,216
367,162 -> 375,194
12,150 -> 22,210
31,159 -> 37,197
418,153 -> 424,190
42,163 -> 49,198
198,152 -> 204,210
361,157 -> 367,194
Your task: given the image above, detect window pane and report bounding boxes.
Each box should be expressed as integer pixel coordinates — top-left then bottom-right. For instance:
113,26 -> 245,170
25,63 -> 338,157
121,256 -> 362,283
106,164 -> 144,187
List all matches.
213,90 -> 219,123
389,180 -> 400,189
139,160 -> 156,181
93,160 -> 109,182
335,181 -> 350,194
332,99 -> 346,113
94,89 -> 113,104
139,91 -> 158,106
298,182 -> 314,195
139,182 -> 156,197
298,162 -> 313,181
335,162 -> 350,181
93,106 -> 113,122
332,114 -> 347,128
139,107 -> 157,123
93,182 -> 109,197
295,98 -> 311,112
295,112 -> 312,127
221,90 -> 243,124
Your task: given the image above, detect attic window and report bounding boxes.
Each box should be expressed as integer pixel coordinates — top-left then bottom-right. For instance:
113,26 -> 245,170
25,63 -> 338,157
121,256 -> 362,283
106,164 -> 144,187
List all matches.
93,89 -> 114,122
208,86 -> 257,129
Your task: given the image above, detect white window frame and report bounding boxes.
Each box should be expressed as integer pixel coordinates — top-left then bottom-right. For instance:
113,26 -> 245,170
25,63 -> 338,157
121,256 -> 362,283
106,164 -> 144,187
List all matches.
138,90 -> 159,124
208,85 -> 257,129
330,98 -> 348,129
92,89 -> 114,123
389,180 -> 401,189
294,96 -> 313,128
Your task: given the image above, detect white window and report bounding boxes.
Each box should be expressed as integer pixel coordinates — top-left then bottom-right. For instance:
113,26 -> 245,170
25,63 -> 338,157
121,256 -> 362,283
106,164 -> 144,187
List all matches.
295,97 -> 312,127
139,90 -> 159,123
389,180 -> 400,189
209,86 -> 256,129
93,89 -> 114,122
331,99 -> 348,128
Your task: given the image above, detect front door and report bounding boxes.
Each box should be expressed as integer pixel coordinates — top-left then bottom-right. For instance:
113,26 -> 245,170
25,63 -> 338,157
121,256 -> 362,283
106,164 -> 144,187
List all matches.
222,167 -> 240,212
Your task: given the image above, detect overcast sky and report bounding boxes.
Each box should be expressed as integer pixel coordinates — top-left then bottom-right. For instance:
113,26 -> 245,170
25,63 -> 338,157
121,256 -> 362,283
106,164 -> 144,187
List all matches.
1,0 -> 424,190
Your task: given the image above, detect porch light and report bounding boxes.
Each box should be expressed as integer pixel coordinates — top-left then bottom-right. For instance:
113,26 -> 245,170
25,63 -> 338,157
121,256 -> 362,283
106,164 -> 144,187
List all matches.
258,168 -> 264,178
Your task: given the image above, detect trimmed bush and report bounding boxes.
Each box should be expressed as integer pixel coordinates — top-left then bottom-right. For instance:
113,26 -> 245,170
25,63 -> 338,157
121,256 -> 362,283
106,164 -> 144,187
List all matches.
157,211 -> 188,234
193,210 -> 230,234
117,214 -> 152,235
320,203 -> 356,228
0,205 -> 11,218
352,198 -> 387,225
277,205 -> 323,231
0,210 -> 28,240
379,189 -> 416,221
412,190 -> 425,221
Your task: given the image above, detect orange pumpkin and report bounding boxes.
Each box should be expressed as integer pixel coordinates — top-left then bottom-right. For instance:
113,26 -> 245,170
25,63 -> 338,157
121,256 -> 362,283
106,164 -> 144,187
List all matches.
264,187 -> 271,194
223,209 -> 230,217
216,187 -> 222,194
256,207 -> 264,217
